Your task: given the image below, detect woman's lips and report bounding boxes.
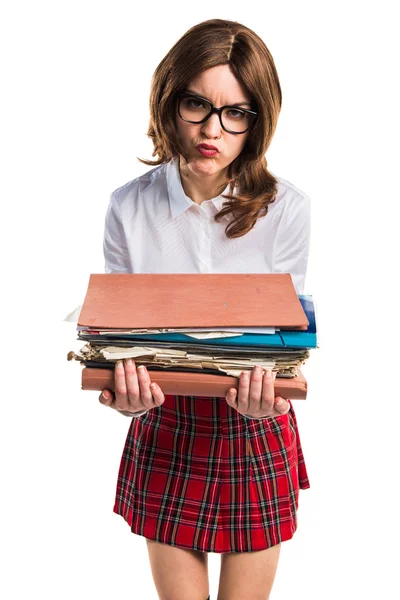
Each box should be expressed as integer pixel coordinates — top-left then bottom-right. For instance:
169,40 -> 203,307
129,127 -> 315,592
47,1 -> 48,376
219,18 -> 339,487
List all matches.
196,146 -> 218,157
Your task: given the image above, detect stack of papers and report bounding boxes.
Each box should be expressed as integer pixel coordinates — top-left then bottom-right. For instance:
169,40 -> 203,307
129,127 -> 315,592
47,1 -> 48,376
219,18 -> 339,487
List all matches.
65,273 -> 319,399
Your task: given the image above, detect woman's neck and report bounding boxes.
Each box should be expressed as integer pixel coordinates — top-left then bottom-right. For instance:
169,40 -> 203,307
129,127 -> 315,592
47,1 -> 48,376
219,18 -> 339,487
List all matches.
178,157 -> 228,206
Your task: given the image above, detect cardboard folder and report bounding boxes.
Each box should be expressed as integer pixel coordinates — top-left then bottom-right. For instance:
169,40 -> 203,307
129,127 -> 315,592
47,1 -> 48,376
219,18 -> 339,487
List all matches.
75,273 -> 311,399
77,273 -> 309,330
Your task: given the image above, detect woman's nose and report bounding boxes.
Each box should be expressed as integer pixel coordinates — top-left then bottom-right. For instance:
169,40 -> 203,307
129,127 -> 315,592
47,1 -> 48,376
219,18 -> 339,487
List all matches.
200,112 -> 222,138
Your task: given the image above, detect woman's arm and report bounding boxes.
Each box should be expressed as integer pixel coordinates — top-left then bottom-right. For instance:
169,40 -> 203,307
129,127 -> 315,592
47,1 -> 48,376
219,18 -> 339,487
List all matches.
273,194 -> 311,295
103,191 -> 132,273
101,191 -> 144,417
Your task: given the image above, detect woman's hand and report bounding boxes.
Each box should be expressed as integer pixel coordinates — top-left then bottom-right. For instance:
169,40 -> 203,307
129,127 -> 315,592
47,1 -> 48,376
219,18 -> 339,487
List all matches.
98,359 -> 165,415
225,366 -> 290,419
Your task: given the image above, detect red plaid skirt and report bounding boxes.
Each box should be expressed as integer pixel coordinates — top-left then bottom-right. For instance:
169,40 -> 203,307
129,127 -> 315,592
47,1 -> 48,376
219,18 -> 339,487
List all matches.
113,393 -> 310,553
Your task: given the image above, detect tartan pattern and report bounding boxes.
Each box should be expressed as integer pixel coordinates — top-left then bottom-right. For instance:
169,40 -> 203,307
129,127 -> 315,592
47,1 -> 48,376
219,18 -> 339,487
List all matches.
113,394 -> 310,553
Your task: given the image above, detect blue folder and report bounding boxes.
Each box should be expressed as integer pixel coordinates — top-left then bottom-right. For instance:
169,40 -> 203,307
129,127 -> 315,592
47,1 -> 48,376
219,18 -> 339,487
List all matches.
99,295 -> 317,350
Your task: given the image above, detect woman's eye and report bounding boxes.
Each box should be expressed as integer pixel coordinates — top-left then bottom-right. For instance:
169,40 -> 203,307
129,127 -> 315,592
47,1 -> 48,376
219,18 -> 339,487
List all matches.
226,109 -> 245,119
188,99 -> 206,108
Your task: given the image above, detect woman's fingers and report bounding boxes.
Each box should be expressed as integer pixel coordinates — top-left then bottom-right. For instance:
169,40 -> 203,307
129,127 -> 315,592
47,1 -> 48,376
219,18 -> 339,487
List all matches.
245,366 -> 267,415
234,366 -> 273,417
235,370 -> 251,413
129,362 -> 165,410
98,360 -> 165,414
226,367 -> 290,418
259,369 -> 276,415
122,359 -> 141,409
113,360 -> 130,411
135,365 -> 156,409
237,366 -> 274,417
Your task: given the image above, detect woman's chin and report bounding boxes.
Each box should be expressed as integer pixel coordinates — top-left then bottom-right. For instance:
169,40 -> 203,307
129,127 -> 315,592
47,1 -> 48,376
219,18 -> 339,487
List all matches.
188,155 -> 221,174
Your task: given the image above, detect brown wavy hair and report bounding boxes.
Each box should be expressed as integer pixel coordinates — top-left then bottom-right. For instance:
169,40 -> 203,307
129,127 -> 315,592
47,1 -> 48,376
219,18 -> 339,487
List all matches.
137,18 -> 282,239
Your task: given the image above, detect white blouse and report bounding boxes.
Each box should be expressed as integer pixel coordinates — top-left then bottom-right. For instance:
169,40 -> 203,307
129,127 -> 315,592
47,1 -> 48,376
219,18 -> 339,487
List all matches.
103,156 -> 311,295
102,156 -> 311,419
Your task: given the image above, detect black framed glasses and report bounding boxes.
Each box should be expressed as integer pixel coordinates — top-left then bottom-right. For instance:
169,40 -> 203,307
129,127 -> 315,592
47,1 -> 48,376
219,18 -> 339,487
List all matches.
176,92 -> 258,134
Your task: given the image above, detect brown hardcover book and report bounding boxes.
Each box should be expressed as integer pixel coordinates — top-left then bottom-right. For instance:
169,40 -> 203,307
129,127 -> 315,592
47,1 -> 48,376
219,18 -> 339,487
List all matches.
81,366 -> 308,399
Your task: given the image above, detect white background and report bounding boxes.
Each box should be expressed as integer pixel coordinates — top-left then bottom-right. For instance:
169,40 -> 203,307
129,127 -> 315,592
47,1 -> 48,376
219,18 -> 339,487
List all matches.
2,1 -> 399,598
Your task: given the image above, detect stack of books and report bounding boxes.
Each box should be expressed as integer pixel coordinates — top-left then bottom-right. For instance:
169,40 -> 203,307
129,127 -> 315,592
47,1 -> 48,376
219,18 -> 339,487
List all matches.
66,273 -> 319,399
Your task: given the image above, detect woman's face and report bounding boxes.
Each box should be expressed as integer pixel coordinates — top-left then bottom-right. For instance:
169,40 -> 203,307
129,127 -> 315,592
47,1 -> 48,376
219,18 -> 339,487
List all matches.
174,64 -> 253,178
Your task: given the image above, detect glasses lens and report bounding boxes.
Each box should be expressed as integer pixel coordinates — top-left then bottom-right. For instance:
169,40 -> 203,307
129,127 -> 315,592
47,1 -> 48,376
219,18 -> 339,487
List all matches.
179,96 -> 211,122
221,107 -> 251,133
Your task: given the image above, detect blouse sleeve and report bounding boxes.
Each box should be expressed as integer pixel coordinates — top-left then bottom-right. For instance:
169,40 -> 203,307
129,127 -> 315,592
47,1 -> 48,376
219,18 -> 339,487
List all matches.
273,194 -> 311,295
103,191 -> 131,274
118,409 -> 148,418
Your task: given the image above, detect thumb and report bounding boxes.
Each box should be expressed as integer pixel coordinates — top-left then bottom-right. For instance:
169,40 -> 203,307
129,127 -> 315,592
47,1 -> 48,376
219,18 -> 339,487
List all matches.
99,390 -> 113,406
274,396 -> 290,414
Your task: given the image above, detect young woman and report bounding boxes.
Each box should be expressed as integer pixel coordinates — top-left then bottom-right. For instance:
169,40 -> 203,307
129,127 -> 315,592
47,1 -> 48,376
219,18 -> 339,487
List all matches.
99,18 -> 311,600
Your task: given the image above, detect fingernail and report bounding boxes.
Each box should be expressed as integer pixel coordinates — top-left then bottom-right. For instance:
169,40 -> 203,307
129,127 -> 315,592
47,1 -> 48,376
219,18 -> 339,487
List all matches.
103,391 -> 110,399
117,361 -> 123,369
276,397 -> 284,406
273,371 -> 277,380
266,369 -> 272,377
126,358 -> 132,366
242,371 -> 249,380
